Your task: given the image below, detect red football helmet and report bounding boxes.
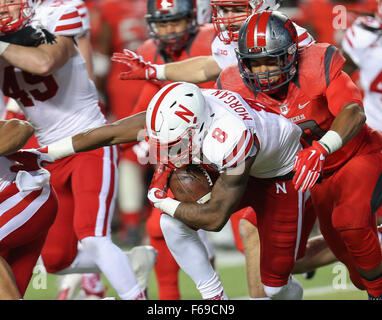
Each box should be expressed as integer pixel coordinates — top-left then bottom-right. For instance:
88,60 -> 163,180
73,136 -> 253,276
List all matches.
0,0 -> 36,34
211,0 -> 282,44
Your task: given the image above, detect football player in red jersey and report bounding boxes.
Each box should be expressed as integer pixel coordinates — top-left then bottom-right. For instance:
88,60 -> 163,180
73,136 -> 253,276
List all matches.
113,0 -> 218,300
217,11 -> 382,299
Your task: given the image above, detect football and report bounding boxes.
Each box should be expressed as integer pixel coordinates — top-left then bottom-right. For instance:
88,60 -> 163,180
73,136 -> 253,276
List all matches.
169,164 -> 215,203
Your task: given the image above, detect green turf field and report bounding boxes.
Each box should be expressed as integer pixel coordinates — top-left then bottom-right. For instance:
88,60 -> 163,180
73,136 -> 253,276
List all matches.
23,253 -> 368,300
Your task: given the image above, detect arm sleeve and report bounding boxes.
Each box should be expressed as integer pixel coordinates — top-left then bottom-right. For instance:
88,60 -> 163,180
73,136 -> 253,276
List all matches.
326,71 -> 364,116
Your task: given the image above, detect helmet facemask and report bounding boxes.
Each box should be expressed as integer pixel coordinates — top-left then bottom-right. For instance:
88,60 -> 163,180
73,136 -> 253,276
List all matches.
236,45 -> 297,93
211,1 -> 252,44
211,0 -> 283,44
148,17 -> 196,53
0,0 -> 34,34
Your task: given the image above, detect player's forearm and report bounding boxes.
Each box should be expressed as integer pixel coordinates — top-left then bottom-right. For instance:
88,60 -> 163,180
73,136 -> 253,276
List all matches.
46,112 -> 146,160
0,119 -> 35,156
0,36 -> 72,76
1,44 -> 56,75
174,201 -> 230,232
329,103 -> 365,145
165,56 -> 215,83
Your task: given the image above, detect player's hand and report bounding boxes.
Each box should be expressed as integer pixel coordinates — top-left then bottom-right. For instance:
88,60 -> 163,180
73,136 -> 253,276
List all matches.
147,164 -> 173,207
111,49 -> 162,81
7,149 -> 55,172
292,141 -> 328,193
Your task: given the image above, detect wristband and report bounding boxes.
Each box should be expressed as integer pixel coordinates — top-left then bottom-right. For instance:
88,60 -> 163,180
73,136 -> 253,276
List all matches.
47,137 -> 75,160
155,197 -> 180,217
0,41 -> 10,56
318,130 -> 343,154
155,64 -> 166,81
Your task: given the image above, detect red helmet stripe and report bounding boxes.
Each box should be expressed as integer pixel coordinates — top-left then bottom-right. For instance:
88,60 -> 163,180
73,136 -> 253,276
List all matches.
256,11 -> 271,47
151,82 -> 183,131
246,14 -> 258,49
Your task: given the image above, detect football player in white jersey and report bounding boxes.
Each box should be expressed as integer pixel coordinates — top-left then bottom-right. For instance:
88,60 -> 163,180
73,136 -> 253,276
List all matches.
109,0 -> 315,300
110,0 -> 314,85
0,0 -> 156,300
341,0 -> 382,132
0,118 -> 58,299
37,82 -> 319,300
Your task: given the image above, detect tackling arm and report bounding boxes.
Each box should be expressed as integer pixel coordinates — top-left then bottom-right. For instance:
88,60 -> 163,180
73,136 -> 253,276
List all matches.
164,55 -> 222,83
45,112 -> 146,160
0,119 -> 35,156
173,157 -> 255,231
0,35 -> 76,76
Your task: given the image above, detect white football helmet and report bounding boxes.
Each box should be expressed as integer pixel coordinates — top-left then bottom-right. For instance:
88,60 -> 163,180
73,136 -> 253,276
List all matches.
0,0 -> 37,34
211,0 -> 283,44
146,82 -> 211,168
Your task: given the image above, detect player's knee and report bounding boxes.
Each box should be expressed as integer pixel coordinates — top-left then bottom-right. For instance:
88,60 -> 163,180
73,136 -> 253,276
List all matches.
41,252 -> 76,274
239,218 -> 259,243
80,236 -> 110,259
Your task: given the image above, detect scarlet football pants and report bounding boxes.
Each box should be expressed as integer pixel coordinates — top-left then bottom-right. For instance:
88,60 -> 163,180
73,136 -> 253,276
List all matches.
312,149 -> 382,293
41,146 -> 119,273
0,183 -> 58,296
235,176 -> 308,287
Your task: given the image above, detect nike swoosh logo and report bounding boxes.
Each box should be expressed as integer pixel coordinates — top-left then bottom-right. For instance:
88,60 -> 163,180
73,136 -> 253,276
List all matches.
298,101 -> 310,109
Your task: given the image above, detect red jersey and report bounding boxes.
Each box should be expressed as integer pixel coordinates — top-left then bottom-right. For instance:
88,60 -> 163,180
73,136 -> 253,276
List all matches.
132,24 -> 217,114
217,43 -> 366,174
100,0 -> 147,53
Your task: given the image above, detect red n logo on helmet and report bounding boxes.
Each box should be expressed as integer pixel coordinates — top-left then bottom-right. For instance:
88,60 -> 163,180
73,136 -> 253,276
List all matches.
175,105 -> 195,123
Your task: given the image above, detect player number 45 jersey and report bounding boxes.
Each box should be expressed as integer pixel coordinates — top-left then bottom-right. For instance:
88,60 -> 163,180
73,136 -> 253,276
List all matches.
0,1 -> 105,146
201,89 -> 302,178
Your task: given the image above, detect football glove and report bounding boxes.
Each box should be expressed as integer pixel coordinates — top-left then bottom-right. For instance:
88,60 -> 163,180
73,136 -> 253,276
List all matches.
147,164 -> 173,206
292,141 -> 328,193
0,26 -> 56,47
7,149 -> 55,172
111,49 -> 164,81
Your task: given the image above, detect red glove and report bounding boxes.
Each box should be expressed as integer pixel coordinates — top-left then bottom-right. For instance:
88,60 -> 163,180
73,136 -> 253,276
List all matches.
147,164 -> 173,206
111,49 -> 162,81
6,149 -> 55,172
292,141 -> 328,193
